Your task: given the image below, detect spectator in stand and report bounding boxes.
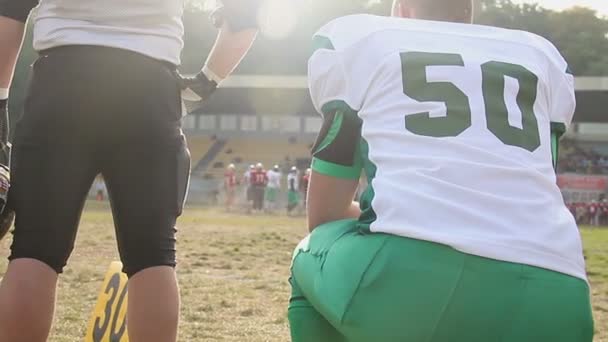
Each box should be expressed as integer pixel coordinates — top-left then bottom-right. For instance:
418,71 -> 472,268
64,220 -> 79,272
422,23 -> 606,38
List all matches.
287,167 -> 300,216
575,202 -> 587,225
265,165 -> 282,214
224,164 -> 238,212
589,200 -> 600,226
601,199 -> 608,226
558,140 -> 608,175
250,163 -> 268,213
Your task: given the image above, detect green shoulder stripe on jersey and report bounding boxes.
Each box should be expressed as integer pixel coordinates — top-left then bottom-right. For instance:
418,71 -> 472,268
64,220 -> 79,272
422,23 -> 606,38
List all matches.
312,35 -> 335,52
551,122 -> 566,170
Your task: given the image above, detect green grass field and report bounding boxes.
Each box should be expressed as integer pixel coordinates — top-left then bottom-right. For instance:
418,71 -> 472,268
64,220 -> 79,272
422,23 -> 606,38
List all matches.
0,202 -> 606,341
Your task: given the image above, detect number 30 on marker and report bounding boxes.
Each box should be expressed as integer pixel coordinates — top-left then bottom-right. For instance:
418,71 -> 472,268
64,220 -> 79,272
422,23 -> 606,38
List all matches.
85,261 -> 129,342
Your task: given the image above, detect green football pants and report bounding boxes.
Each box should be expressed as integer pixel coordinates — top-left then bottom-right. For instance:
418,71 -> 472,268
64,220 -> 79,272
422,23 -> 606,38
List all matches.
288,219 -> 594,342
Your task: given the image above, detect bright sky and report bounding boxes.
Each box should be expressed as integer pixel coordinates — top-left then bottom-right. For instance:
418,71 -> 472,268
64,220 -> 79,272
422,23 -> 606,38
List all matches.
514,0 -> 608,16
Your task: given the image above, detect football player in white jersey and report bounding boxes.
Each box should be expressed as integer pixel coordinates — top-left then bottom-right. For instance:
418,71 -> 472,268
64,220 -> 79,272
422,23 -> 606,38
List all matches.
288,0 -> 594,341
265,165 -> 282,213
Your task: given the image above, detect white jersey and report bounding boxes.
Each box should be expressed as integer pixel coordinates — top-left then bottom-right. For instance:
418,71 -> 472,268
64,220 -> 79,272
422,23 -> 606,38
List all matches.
308,15 -> 585,280
243,171 -> 252,185
33,0 -> 185,65
287,172 -> 299,191
267,170 -> 282,189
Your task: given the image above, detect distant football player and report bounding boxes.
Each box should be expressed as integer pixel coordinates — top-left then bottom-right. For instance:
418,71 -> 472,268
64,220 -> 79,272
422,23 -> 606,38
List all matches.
0,0 -> 260,341
243,164 -> 255,211
250,162 -> 268,213
265,165 -> 282,213
288,1 -> 594,341
224,164 -> 238,212
600,198 -> 608,226
287,167 -> 300,216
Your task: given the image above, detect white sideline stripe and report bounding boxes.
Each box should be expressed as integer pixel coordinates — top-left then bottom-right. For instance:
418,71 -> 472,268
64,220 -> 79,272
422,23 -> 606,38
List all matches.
188,75 -> 608,91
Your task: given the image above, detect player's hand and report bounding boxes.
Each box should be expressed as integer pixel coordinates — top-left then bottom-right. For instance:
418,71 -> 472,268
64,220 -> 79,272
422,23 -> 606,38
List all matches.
178,70 -> 218,114
210,0 -> 263,31
179,71 -> 218,103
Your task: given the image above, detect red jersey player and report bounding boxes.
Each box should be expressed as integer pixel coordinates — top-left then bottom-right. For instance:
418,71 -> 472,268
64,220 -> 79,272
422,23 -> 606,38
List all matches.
249,163 -> 268,212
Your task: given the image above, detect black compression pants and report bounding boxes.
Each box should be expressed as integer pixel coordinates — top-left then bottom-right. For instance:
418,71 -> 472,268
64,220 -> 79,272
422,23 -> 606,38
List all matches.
8,46 -> 190,277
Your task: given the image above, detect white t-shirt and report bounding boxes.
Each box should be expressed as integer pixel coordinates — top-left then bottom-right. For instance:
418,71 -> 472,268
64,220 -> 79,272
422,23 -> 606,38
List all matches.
267,170 -> 282,189
243,170 -> 252,185
32,0 -> 185,65
308,14 -> 585,281
287,172 -> 299,192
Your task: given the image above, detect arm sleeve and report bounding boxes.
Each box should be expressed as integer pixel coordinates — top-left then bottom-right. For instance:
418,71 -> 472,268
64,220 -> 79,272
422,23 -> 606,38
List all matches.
550,69 -> 576,130
308,30 -> 365,180
311,105 -> 363,180
308,33 -> 361,114
549,63 -> 574,169
540,35 -> 576,130
0,0 -> 40,22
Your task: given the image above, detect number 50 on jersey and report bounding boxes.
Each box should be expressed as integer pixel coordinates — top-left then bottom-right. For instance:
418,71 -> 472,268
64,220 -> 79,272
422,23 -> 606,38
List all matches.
85,261 -> 129,342
402,51 -> 541,152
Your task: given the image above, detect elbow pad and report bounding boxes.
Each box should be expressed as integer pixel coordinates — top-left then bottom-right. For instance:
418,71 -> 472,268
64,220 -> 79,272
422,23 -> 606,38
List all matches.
0,0 -> 40,22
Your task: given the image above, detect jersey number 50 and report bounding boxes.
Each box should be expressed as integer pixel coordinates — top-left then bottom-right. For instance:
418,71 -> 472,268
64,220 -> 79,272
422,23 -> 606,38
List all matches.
401,51 -> 540,152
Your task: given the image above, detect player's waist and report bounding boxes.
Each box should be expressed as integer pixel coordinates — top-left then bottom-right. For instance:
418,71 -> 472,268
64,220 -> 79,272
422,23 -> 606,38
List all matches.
36,45 -> 178,76
33,22 -> 183,65
369,223 -> 587,282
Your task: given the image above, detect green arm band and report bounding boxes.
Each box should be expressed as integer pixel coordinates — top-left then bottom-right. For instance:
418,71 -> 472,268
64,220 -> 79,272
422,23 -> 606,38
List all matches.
551,122 -> 566,170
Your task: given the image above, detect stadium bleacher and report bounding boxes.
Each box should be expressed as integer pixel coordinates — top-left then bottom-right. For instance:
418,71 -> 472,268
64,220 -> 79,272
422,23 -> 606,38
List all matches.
185,136 -> 215,167
559,139 -> 608,175
200,137 -> 313,179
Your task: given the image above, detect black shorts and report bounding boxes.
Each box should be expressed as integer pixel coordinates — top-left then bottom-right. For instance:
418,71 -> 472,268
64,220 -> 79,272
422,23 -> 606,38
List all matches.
8,46 -> 190,277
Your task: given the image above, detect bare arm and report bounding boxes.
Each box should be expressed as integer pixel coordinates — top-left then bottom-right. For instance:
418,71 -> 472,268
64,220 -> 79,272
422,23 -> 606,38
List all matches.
0,15 -> 28,166
204,25 -> 257,80
307,171 -> 361,231
179,27 -> 257,106
0,16 -> 26,88
0,0 -> 39,88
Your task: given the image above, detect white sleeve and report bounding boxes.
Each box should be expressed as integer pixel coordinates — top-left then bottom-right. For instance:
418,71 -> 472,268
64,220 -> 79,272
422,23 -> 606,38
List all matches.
308,47 -> 353,114
534,34 -> 576,129
550,69 -> 576,130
